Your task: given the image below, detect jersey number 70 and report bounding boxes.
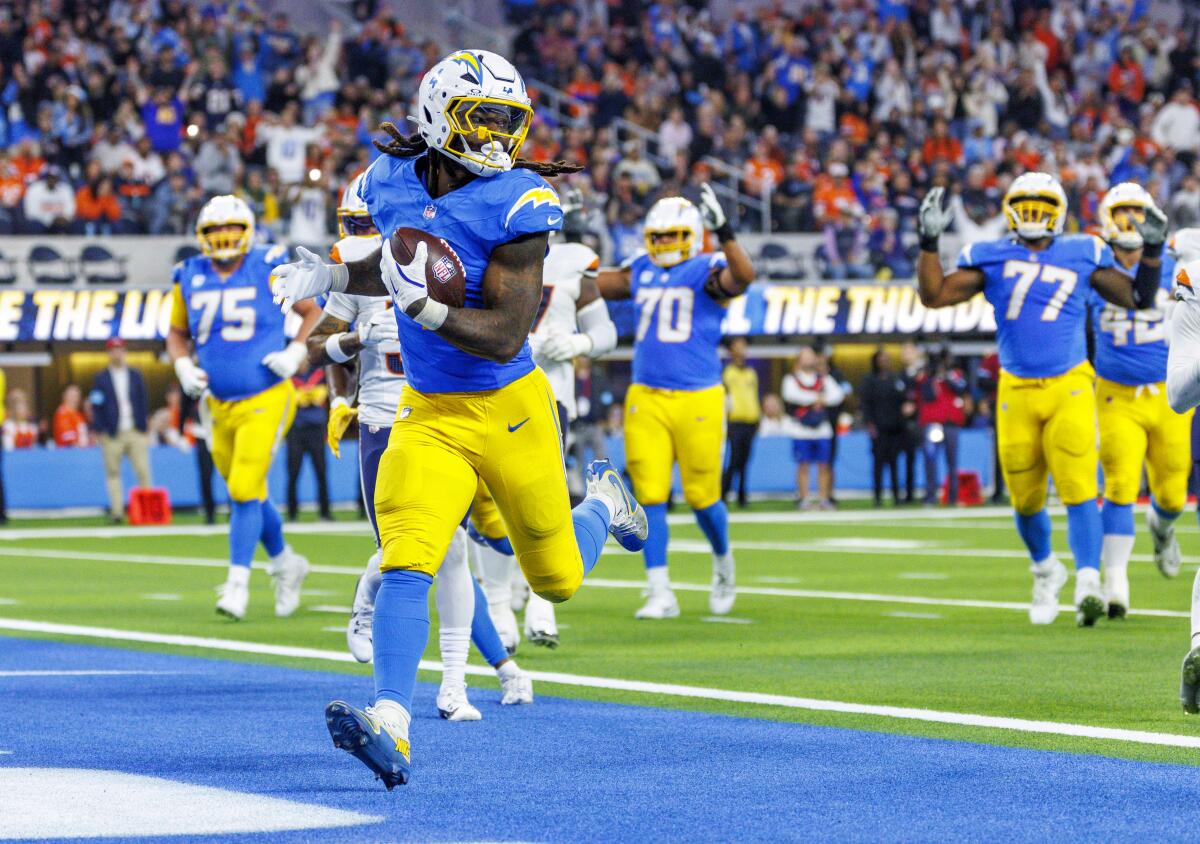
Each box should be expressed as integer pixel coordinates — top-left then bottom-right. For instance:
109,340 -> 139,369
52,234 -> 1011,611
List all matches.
1003,260 -> 1078,322
635,287 -> 694,343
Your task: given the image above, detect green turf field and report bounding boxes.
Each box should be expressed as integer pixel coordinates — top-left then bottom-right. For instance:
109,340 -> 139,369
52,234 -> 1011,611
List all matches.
3,504 -> 1200,766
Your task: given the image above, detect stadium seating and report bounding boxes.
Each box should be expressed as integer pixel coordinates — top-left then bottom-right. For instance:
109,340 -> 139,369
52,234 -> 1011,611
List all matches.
79,244 -> 128,286
27,245 -> 74,285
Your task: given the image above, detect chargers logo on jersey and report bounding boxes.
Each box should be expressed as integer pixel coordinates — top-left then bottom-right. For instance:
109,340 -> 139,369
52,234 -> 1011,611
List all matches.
505,188 -> 560,227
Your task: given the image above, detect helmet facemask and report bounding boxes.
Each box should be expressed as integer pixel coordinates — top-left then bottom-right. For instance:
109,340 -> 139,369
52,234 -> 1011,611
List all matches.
645,228 -> 695,268
1004,192 -> 1064,241
198,223 -> 252,263
1106,203 -> 1148,250
443,97 -> 532,176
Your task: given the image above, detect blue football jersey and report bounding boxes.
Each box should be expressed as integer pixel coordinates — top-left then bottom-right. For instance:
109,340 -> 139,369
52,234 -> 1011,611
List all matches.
629,251 -> 729,390
173,244 -> 290,401
358,153 -> 562,394
958,234 -> 1114,379
1090,254 -> 1175,386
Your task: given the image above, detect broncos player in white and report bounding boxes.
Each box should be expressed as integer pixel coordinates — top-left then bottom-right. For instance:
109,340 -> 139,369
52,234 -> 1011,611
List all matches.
307,175 -> 532,720
472,187 -> 618,650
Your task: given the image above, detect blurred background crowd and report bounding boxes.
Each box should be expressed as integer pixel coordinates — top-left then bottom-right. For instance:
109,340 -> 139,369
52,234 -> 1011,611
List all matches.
1,0 -> 1197,261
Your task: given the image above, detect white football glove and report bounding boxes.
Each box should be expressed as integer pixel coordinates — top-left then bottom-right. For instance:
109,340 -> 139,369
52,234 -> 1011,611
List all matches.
261,341 -> 308,379
697,182 -> 727,232
173,356 -> 209,399
380,238 -> 448,329
540,331 -> 592,362
272,246 -> 346,312
917,187 -> 954,244
356,309 -> 399,346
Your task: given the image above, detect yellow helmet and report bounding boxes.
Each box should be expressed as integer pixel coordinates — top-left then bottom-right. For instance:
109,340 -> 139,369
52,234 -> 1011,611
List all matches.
1002,172 -> 1068,241
196,195 -> 255,262
643,196 -> 704,267
1098,182 -> 1154,250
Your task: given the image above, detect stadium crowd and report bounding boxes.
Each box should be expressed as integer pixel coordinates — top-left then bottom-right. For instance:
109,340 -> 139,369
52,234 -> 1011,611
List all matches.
1,0 -> 1198,256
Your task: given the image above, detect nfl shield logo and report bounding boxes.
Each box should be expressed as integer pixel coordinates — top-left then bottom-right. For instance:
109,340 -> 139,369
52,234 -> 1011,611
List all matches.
432,256 -> 455,283
423,204 -> 437,220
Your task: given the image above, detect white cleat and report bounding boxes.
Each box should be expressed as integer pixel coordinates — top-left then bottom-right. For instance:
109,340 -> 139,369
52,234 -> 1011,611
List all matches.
436,683 -> 482,721
709,551 -> 736,615
346,574 -> 374,663
524,592 -> 559,648
488,601 -> 521,655
215,579 -> 248,621
1074,566 -> 1106,627
635,587 -> 680,620
1028,556 -> 1068,625
1104,565 -> 1130,621
498,663 -> 533,705
1148,508 -> 1182,578
267,547 -> 308,618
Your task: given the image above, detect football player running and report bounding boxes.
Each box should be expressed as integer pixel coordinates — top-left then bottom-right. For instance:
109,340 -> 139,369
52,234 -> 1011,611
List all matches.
308,176 -> 532,721
272,50 -> 646,788
1089,183 -> 1189,619
474,187 -> 618,650
166,195 -> 319,620
1162,229 -> 1200,712
598,188 -> 755,619
917,173 -> 1166,627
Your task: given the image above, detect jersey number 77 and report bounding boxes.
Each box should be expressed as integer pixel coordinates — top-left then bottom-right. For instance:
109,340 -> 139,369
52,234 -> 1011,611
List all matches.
1003,260 -> 1078,322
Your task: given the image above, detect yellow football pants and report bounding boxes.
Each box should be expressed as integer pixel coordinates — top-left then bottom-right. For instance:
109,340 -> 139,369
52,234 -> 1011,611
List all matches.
1098,378 -> 1193,511
207,379 -> 296,502
374,368 -> 582,602
470,478 -> 507,541
996,363 -> 1097,514
624,383 -> 725,509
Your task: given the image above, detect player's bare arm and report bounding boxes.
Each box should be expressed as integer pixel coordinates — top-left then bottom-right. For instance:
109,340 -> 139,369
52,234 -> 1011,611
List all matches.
433,232 -> 547,363
306,313 -> 360,368
706,236 -> 754,300
290,298 -> 322,343
1089,266 -> 1140,309
917,259 -> 986,307
596,267 -> 632,300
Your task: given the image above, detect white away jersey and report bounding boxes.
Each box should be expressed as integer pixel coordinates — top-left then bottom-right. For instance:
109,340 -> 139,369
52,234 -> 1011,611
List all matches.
324,234 -> 405,428
531,241 -> 600,418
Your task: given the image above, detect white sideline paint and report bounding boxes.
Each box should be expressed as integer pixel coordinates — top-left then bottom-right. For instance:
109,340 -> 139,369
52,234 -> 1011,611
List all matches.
0,546 -> 1188,619
142,593 -> 182,601
0,598 -> 16,605
898,573 -> 950,580
699,616 -> 755,625
2,617 -> 1199,751
886,612 -> 943,620
0,768 -> 381,839
0,670 -> 176,677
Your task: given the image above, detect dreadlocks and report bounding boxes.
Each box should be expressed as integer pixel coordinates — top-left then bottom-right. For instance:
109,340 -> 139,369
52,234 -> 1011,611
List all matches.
373,122 -> 583,177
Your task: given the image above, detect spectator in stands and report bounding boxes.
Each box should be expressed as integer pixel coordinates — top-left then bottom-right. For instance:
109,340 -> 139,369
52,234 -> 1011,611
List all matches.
0,154 -> 25,234
139,86 -> 186,154
916,347 -> 968,506
286,368 -> 332,521
194,128 -> 241,196
922,117 -> 964,168
812,162 -> 857,225
90,338 -> 151,524
859,349 -> 913,508
743,138 -> 784,199
1108,44 -> 1146,122
296,23 -> 343,125
613,141 -> 661,198
819,202 -> 873,280
74,161 -> 120,235
92,125 -> 135,176
148,171 -> 199,235
23,167 -> 74,233
722,338 -> 761,509
782,347 -> 844,510
127,136 -> 166,186
52,385 -> 89,449
1151,85 -> 1200,168
869,209 -> 916,279
3,388 -> 38,451
259,102 -> 322,185
657,107 -> 693,163
237,167 -> 280,236
1170,175 -> 1200,231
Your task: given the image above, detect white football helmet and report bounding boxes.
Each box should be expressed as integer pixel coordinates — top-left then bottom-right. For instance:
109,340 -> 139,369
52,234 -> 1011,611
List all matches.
1098,182 -> 1154,250
643,196 -> 704,267
415,50 -> 533,178
337,173 -> 377,239
1002,172 -> 1068,241
196,194 -> 255,262
1169,228 -> 1200,263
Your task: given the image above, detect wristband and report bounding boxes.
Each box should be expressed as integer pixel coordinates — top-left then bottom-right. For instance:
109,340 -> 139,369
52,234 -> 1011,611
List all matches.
330,396 -> 351,410
919,235 -> 940,253
714,222 -> 735,243
330,262 -> 349,293
1141,241 -> 1164,260
325,332 -> 353,363
413,298 -> 448,330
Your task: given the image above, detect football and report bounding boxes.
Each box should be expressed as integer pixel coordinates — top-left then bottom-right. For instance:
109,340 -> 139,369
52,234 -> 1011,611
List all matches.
389,226 -> 467,308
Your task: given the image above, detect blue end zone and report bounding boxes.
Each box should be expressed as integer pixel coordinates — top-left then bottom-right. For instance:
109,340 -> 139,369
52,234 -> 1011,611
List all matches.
2,637 -> 1199,841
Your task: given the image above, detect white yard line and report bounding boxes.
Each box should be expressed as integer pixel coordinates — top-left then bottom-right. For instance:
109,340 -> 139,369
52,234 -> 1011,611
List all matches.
0,546 -> 1187,619
699,616 -> 755,625
886,612 -> 944,620
0,670 -> 177,677
1,616 -> 1198,751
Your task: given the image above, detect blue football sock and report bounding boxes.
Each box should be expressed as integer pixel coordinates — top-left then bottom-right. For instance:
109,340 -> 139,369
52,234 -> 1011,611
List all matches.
571,497 -> 610,576
1101,501 -> 1135,536
373,570 -> 432,711
1066,501 -> 1102,571
693,500 -> 730,556
229,500 -> 263,567
642,503 -> 669,570
259,499 -> 285,557
470,577 -> 510,667
1152,500 -> 1183,524
1014,509 -> 1052,563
